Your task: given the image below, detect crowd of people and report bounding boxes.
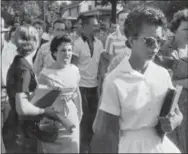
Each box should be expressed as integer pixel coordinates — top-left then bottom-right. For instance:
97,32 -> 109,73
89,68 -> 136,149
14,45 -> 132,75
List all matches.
1,5 -> 188,154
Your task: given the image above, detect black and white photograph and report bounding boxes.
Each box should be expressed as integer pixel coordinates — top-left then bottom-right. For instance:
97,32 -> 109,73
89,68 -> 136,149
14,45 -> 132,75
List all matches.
1,0 -> 188,153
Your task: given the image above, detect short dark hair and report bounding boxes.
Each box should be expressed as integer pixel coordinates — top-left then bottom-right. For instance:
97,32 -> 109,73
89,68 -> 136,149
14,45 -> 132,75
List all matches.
124,6 -> 167,48
50,34 -> 73,60
32,19 -> 45,31
116,10 -> 127,19
53,19 -> 66,29
170,9 -> 188,33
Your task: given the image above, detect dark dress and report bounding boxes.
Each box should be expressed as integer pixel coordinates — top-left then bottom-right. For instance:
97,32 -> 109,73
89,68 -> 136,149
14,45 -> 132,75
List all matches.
6,55 -> 38,153
155,37 -> 188,153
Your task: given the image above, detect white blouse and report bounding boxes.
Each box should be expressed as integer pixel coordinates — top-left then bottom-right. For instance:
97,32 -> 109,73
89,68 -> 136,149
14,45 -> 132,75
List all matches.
99,58 -> 174,131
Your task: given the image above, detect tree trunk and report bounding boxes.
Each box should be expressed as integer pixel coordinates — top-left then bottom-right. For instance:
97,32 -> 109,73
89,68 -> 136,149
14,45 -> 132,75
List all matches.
111,0 -> 117,24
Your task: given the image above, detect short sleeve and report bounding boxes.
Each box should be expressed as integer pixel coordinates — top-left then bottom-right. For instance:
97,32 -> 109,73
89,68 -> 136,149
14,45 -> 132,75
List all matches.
99,76 -> 121,116
166,70 -> 175,89
15,68 -> 31,93
73,41 -> 80,57
74,65 -> 80,85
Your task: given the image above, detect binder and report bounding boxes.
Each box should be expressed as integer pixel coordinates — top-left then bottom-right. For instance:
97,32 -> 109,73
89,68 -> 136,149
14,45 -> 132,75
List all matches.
155,85 -> 183,139
30,84 -> 76,132
159,85 -> 183,117
30,84 -> 61,108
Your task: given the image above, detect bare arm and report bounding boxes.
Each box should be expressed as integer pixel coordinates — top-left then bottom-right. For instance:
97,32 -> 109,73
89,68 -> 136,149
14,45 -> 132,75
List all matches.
90,110 -> 119,153
91,74 -> 121,153
13,68 -> 45,116
16,93 -> 44,116
72,41 -> 80,66
72,87 -> 83,122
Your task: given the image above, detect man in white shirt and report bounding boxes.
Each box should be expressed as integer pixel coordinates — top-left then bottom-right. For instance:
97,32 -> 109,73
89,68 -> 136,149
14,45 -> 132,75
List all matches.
1,17 -> 17,153
33,19 -> 67,76
72,15 -> 103,153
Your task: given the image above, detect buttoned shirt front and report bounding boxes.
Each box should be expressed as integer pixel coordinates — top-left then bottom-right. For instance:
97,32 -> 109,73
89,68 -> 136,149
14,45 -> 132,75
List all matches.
100,57 -> 174,131
73,36 -> 103,87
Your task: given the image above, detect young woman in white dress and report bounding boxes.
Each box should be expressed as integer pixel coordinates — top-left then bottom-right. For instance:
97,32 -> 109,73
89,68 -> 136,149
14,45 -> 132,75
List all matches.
38,35 -> 82,153
91,6 -> 183,153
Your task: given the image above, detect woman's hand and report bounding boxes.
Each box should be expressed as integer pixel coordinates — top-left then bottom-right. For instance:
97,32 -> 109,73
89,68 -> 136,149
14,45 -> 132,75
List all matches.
43,106 -> 60,121
159,106 -> 183,133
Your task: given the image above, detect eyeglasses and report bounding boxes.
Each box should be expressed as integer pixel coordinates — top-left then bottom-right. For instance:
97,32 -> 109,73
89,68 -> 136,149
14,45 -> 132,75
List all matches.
139,37 -> 166,48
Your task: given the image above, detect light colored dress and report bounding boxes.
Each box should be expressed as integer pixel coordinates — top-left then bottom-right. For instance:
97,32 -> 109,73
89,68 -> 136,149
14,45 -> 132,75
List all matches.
38,64 -> 81,153
99,57 -> 181,153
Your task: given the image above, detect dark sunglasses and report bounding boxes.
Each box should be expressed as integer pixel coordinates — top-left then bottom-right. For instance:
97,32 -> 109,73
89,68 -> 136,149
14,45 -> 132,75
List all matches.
142,37 -> 166,48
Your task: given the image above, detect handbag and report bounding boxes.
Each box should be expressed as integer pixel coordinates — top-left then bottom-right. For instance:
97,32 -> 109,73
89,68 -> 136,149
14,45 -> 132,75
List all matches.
34,119 -> 59,142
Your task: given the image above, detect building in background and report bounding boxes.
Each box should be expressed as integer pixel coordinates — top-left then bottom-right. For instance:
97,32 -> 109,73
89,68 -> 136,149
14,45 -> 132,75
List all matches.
61,1 -> 112,26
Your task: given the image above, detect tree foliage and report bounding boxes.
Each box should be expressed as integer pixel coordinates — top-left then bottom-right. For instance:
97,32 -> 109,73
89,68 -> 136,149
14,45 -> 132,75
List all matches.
95,0 -> 119,24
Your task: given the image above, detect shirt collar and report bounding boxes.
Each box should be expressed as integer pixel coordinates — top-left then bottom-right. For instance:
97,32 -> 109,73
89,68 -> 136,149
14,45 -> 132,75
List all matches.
115,56 -> 133,73
81,33 -> 95,42
117,57 -> 153,79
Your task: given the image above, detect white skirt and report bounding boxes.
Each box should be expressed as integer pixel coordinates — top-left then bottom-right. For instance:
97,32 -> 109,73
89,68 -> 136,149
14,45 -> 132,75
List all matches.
41,101 -> 80,153
118,127 -> 181,153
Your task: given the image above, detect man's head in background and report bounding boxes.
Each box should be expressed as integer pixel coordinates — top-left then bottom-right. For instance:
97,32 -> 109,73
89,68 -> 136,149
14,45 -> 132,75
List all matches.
74,15 -> 84,36
52,19 -> 66,37
116,10 -> 129,33
81,15 -> 99,37
32,19 -> 45,39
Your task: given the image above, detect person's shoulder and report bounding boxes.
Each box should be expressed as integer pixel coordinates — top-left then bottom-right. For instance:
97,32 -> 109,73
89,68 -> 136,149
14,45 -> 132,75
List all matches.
70,64 -> 79,72
38,41 -> 51,54
74,37 -> 83,44
108,30 -> 118,38
7,42 -> 17,49
40,41 -> 51,49
151,61 -> 169,76
95,37 -> 103,45
105,63 -> 122,83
